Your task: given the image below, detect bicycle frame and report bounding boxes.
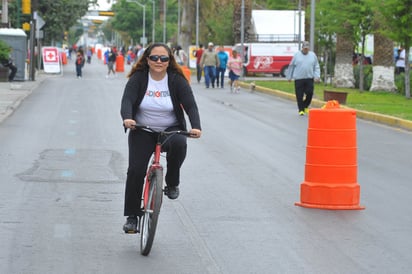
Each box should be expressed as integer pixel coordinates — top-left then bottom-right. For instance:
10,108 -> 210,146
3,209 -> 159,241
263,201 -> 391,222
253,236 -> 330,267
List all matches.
135,125 -> 191,256
143,143 -> 162,210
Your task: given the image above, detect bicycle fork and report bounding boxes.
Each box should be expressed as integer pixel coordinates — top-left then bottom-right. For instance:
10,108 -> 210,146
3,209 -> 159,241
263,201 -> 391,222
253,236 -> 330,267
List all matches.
143,143 -> 163,212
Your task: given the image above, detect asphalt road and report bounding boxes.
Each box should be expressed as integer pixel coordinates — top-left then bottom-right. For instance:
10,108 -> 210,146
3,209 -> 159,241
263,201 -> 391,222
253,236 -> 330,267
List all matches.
1,57 -> 412,274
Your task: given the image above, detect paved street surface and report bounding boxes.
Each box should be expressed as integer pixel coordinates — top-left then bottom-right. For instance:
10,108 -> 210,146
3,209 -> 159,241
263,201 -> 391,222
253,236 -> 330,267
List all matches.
0,57 -> 412,274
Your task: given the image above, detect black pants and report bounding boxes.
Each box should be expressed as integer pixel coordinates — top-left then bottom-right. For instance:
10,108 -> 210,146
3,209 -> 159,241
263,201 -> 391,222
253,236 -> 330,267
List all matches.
294,78 -> 314,112
75,64 -> 82,77
216,67 -> 225,87
8,64 -> 17,81
196,63 -> 202,83
124,126 -> 187,217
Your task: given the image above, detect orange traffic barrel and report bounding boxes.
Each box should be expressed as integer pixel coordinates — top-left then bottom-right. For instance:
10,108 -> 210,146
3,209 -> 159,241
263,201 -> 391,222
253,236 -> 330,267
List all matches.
97,49 -> 102,60
116,54 -> 125,72
61,52 -> 67,65
181,66 -> 191,84
295,101 -> 365,210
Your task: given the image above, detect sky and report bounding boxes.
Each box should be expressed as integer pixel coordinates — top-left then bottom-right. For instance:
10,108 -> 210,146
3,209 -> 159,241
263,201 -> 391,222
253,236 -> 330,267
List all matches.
90,0 -> 113,11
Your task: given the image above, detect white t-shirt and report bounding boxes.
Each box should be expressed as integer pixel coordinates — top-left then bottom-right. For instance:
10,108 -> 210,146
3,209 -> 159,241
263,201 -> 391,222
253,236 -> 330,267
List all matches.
135,74 -> 178,131
396,49 -> 405,68
174,50 -> 187,65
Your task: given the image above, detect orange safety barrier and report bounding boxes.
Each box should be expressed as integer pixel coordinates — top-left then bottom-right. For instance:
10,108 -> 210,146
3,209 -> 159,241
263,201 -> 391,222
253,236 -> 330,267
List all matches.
181,65 -> 191,84
97,49 -> 102,60
61,52 -> 67,65
295,101 -> 365,210
116,54 -> 124,72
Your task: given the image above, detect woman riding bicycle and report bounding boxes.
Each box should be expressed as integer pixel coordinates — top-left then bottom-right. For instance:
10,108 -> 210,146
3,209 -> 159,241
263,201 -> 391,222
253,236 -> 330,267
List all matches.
120,43 -> 202,233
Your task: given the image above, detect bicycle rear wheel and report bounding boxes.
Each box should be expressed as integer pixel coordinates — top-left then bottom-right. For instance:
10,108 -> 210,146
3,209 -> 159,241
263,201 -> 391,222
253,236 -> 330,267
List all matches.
140,168 -> 163,256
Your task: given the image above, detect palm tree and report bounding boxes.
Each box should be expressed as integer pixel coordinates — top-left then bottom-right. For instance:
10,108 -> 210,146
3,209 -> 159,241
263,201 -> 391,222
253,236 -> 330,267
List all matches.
369,21 -> 396,91
180,0 -> 195,52
233,0 -> 252,43
333,31 -> 355,88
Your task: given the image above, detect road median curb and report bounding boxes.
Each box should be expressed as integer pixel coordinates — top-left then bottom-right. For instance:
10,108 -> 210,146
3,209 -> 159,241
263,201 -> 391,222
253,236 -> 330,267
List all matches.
240,82 -> 412,131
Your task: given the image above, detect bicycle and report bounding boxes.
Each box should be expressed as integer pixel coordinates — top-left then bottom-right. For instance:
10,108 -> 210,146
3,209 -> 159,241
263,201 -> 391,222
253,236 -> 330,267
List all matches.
134,125 -> 192,256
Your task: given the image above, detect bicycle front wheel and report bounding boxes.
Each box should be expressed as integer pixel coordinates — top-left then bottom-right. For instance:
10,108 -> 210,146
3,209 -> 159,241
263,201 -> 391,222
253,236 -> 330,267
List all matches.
140,168 -> 163,256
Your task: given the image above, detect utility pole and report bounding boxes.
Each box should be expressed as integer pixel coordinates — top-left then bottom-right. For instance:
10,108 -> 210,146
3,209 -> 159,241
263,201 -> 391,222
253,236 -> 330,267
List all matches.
195,0 -> 199,47
1,0 -> 8,26
177,0 -> 180,45
240,0 -> 245,78
152,0 -> 155,43
310,0 -> 315,51
163,0 -> 166,43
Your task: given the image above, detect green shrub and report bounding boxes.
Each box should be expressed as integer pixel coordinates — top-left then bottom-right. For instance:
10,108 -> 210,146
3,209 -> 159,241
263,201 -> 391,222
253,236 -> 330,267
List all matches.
353,65 -> 373,90
395,73 -> 405,95
0,40 -> 11,63
393,71 -> 412,96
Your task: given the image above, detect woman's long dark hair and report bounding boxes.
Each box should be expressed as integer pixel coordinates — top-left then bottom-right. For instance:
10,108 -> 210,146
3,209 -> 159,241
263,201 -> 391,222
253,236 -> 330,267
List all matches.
127,43 -> 186,80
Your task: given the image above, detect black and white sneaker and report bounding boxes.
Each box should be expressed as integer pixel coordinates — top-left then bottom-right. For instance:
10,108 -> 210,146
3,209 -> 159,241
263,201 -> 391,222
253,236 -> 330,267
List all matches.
165,186 -> 180,200
123,216 -> 139,234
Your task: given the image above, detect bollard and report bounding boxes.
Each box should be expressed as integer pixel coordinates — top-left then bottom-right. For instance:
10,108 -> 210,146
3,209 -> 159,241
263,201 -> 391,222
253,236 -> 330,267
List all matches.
181,65 -> 191,84
116,54 -> 124,72
61,52 -> 67,65
97,49 -> 102,60
295,101 -> 365,210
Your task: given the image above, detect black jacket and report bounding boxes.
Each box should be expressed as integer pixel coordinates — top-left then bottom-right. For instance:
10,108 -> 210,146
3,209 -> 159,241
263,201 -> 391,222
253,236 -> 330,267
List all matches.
120,69 -> 201,131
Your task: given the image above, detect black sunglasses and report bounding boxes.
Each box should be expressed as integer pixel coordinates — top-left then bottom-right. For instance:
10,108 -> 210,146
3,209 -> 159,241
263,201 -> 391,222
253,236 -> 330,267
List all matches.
148,55 -> 170,62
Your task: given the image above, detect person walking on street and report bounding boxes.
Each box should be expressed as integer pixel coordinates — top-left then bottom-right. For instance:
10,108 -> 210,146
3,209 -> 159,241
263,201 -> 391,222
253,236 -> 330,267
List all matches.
227,50 -> 243,93
195,44 -> 204,83
174,45 -> 188,66
395,47 -> 405,75
120,43 -> 202,233
216,46 -> 228,88
286,41 -> 320,116
200,42 -> 219,88
75,51 -> 85,79
86,47 -> 92,64
106,47 -> 117,78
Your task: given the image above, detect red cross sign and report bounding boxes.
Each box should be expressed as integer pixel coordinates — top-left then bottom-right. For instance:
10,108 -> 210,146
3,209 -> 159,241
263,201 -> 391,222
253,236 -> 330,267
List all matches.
44,49 -> 58,62
42,47 -> 61,73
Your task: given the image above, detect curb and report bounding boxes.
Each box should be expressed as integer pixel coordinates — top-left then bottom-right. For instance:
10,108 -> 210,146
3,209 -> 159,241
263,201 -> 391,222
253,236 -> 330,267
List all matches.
240,82 -> 412,132
0,73 -> 48,124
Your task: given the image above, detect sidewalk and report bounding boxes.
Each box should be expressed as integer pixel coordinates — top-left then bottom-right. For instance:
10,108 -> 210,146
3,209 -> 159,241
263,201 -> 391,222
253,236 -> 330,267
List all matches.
0,72 -> 49,123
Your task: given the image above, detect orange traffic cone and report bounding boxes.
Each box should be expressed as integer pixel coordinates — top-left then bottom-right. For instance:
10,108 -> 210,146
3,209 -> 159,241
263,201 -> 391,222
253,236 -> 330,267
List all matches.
295,101 -> 365,210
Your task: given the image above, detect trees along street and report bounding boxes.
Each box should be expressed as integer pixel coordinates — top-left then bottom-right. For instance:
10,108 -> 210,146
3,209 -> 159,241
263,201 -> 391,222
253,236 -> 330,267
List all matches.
0,59 -> 412,273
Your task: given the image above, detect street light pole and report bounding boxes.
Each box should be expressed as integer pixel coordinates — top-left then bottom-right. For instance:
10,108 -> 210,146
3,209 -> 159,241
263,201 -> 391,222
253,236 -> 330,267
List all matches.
163,0 -> 166,43
152,0 -> 155,43
240,0 -> 245,79
1,0 -> 8,25
310,0 -> 315,51
195,0 -> 199,47
177,0 -> 180,45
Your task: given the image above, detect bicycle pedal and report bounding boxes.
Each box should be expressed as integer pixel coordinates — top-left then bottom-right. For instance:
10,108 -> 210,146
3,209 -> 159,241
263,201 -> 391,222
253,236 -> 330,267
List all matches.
124,229 -> 139,234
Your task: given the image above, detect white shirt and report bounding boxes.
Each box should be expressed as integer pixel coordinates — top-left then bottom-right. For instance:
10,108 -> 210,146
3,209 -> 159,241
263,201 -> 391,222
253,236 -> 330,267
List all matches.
396,49 -> 405,68
135,74 -> 178,131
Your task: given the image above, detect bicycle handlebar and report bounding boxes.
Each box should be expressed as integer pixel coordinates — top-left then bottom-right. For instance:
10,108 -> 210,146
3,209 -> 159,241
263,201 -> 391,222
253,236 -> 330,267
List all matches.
133,125 -> 193,137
